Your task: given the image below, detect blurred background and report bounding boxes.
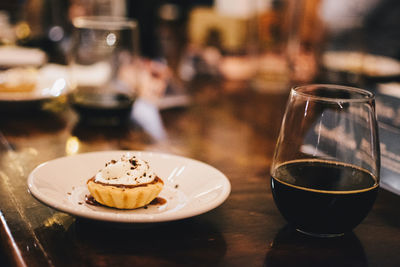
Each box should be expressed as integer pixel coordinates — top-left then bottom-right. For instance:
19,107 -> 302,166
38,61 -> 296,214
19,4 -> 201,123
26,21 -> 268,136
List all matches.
1,0 -> 398,85
0,0 -> 399,127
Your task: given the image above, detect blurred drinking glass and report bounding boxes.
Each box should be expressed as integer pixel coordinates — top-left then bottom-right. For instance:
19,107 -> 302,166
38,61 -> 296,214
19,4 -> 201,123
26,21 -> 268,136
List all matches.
270,84 -> 380,237
69,16 -> 139,125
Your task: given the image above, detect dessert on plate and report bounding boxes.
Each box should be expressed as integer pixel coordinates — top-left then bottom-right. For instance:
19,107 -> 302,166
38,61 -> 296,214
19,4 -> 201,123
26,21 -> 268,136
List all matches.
87,154 -> 163,209
0,67 -> 38,92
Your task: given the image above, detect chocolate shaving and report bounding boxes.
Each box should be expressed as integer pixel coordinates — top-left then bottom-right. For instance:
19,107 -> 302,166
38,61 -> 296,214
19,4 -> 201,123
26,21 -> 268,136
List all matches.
129,159 -> 138,166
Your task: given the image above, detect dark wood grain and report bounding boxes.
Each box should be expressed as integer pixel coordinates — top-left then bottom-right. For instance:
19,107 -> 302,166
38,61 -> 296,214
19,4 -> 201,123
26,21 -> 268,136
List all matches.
0,79 -> 400,267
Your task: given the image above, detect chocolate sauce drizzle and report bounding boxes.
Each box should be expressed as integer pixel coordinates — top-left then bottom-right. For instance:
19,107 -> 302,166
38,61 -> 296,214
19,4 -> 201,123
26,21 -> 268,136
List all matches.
87,176 -> 163,189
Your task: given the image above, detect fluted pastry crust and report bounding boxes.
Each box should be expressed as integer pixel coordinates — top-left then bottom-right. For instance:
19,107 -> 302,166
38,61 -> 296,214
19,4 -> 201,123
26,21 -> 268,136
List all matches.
87,177 -> 163,209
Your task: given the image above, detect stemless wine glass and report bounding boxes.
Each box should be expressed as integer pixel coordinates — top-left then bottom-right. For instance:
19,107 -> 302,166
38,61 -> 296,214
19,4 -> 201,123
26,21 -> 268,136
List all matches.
69,16 -> 139,125
270,84 -> 380,237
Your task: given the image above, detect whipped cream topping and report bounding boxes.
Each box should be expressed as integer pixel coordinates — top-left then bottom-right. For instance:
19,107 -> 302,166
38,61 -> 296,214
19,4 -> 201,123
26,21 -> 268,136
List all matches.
94,154 -> 156,185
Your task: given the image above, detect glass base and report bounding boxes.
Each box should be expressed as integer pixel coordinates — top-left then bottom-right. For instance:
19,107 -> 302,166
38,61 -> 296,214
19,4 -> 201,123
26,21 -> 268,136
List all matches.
296,228 -> 345,238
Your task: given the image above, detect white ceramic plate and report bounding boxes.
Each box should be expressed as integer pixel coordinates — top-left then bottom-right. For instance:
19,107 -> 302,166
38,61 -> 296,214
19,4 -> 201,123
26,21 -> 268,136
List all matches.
27,151 -> 231,223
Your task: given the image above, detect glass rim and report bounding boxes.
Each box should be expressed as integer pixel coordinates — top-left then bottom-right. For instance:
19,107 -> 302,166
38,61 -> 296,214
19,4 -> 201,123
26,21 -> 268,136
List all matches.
292,84 -> 375,103
72,16 -> 137,30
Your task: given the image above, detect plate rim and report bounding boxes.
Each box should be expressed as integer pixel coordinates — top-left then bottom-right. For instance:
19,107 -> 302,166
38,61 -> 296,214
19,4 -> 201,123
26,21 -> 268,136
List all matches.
27,150 -> 231,223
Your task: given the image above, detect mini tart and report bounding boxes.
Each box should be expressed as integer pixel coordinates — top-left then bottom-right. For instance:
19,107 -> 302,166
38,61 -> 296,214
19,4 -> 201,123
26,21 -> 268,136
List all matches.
87,176 -> 164,209
0,82 -> 36,92
0,68 -> 38,92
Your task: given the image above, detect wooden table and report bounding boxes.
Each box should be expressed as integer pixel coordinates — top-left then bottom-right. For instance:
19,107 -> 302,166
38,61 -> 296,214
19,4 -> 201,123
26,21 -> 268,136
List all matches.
0,79 -> 400,267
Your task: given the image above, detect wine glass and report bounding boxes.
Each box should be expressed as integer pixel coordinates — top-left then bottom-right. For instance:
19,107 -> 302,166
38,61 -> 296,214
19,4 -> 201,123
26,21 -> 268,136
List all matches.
270,84 -> 380,237
68,16 -> 139,125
